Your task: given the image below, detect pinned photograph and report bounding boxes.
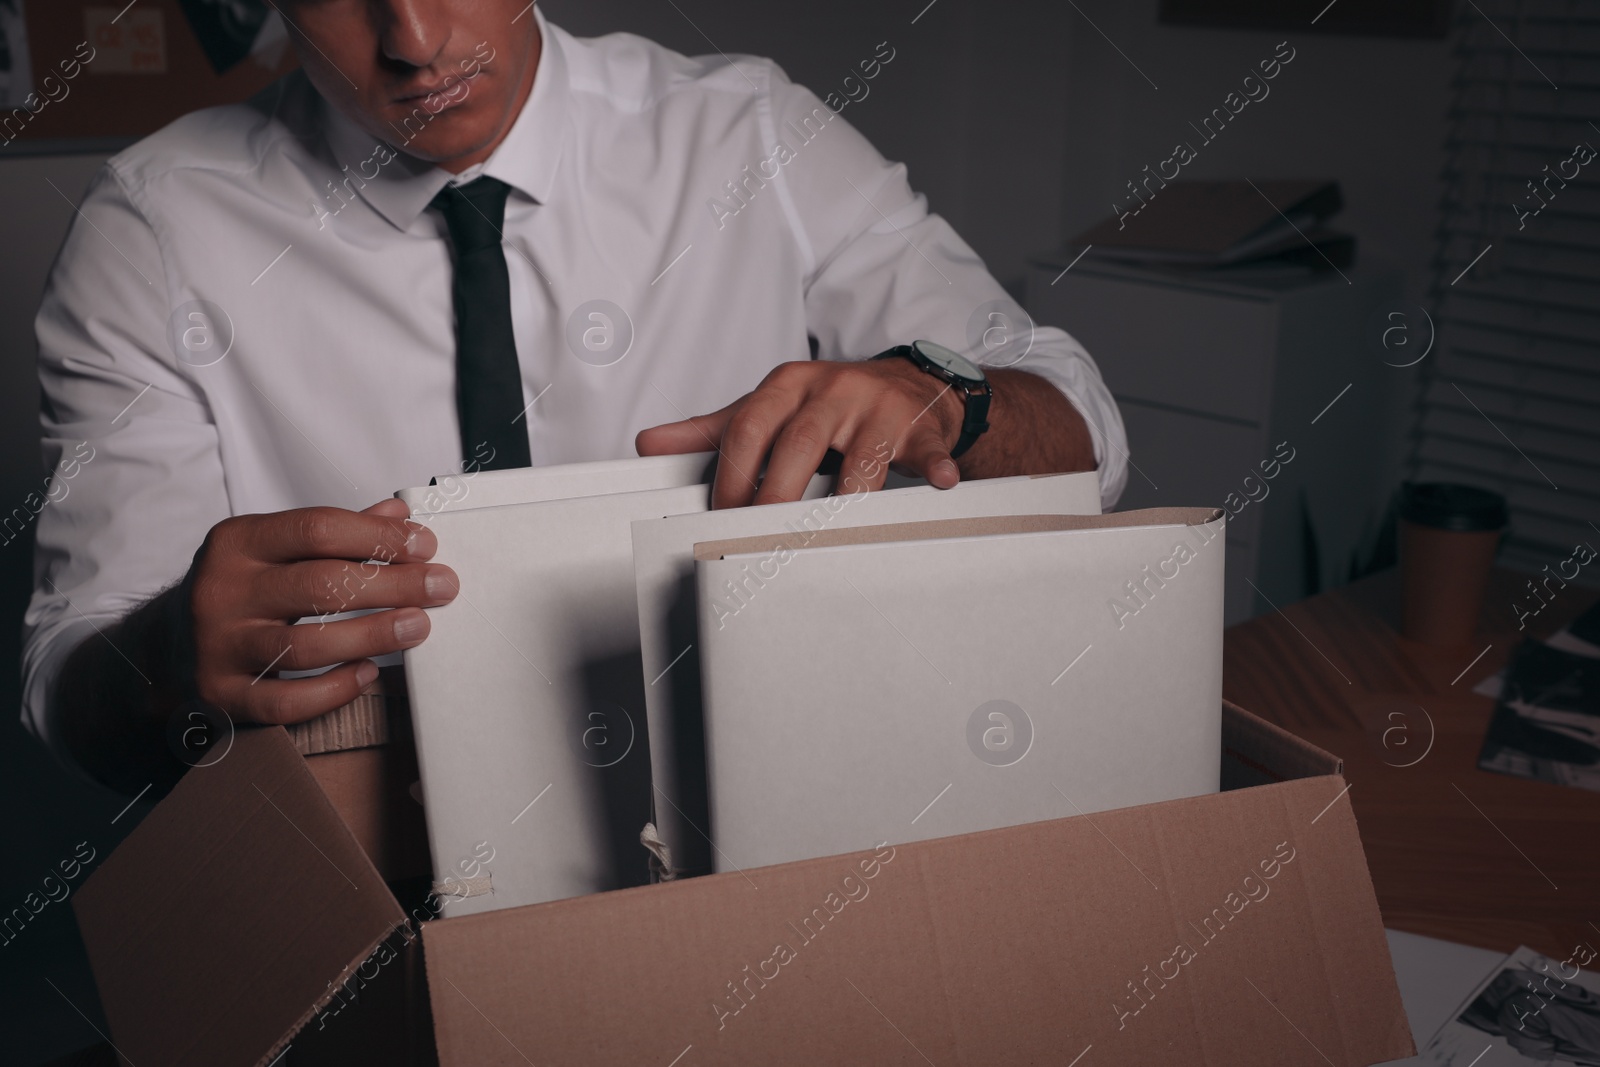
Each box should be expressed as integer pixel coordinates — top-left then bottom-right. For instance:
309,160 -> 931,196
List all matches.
0,0 -> 32,107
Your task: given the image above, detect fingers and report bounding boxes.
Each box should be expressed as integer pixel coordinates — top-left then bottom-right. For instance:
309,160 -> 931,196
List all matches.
714,376 -> 810,508
753,404 -> 838,505
898,420 -> 961,490
635,401 -> 738,457
244,607 -> 432,674
185,500 -> 451,728
222,660 -> 381,727
639,359 -> 962,508
225,506 -> 437,566
264,558 -> 459,619
835,431 -> 895,496
362,498 -> 412,519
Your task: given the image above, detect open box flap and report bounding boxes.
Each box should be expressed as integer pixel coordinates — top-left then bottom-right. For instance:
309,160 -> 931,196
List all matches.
1222,697 -> 1343,785
423,704 -> 1412,1066
73,726 -> 406,1067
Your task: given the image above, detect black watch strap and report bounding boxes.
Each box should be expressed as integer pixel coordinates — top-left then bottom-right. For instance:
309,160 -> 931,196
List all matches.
871,344 -> 992,459
951,384 -> 992,459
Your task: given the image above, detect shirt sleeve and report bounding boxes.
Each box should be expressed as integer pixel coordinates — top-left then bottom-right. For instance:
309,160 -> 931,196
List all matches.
761,60 -> 1128,511
21,162 -> 232,772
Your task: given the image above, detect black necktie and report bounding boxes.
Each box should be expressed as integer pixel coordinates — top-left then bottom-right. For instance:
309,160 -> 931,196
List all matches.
431,177 -> 532,470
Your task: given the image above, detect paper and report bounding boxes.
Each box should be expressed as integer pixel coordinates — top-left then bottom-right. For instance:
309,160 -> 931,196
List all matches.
85,7 -> 167,74
1420,944 -> 1600,1064
1478,640 -> 1600,793
1472,600 -> 1600,699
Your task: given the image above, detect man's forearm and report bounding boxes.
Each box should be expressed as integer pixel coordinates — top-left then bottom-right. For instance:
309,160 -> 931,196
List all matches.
55,584 -> 190,797
956,369 -> 1098,481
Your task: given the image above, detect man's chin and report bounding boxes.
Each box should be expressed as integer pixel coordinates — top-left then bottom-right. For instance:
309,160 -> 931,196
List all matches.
385,121 -> 501,168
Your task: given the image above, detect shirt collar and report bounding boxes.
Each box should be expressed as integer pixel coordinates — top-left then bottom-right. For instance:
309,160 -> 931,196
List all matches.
320,5 -> 570,232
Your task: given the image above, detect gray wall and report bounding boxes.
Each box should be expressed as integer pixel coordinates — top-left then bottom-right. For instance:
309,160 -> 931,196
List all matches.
1053,5 -> 1453,289
0,3 -> 1455,1062
1047,3 -> 1454,518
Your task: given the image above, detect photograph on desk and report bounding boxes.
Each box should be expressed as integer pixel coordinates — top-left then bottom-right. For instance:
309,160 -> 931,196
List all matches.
1421,944 -> 1600,1066
1478,639 -> 1600,793
1473,600 -> 1600,698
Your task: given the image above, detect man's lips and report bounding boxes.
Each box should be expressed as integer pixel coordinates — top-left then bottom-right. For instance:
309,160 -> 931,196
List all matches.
392,71 -> 484,106
394,84 -> 456,103
390,89 -> 469,117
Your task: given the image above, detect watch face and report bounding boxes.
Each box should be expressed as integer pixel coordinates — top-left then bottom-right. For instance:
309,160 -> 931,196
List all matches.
912,340 -> 986,384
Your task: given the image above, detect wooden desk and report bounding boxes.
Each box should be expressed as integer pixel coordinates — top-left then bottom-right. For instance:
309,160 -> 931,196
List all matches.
1224,566 -> 1600,958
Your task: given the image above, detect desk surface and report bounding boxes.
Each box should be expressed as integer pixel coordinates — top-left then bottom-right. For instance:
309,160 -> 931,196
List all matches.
1223,566 -> 1600,958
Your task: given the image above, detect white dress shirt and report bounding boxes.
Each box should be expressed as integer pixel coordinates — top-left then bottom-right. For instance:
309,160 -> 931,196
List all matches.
22,8 -> 1127,760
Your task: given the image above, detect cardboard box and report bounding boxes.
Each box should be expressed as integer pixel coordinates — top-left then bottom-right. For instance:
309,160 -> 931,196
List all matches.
72,701 -> 1415,1066
693,508 -> 1225,871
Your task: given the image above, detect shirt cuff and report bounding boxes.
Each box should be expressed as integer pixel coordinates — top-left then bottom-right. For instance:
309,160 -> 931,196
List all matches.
1007,361 -> 1129,513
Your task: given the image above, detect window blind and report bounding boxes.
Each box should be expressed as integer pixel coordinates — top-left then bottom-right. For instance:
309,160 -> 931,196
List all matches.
1412,0 -> 1600,578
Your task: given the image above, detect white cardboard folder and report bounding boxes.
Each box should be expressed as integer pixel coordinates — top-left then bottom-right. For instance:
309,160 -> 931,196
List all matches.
692,508 -> 1226,872
630,471 -> 1102,875
400,456 -> 829,914
399,456 -> 722,915
396,453 -> 717,516
404,481 -> 705,914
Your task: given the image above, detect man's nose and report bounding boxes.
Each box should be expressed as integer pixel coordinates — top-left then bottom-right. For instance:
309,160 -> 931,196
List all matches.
375,0 -> 450,69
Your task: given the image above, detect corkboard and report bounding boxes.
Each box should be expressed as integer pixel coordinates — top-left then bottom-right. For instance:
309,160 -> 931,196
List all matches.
5,0 -> 298,149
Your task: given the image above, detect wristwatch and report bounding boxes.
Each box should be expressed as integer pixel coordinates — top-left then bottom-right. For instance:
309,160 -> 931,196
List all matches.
871,340 -> 992,459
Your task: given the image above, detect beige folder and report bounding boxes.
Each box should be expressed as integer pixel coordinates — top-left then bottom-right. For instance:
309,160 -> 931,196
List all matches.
693,508 -> 1226,872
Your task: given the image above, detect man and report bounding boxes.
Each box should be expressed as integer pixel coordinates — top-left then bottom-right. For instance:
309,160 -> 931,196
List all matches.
23,0 -> 1125,795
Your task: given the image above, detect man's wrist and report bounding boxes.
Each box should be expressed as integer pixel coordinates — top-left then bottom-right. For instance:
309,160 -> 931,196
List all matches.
954,367 -> 1096,481
865,353 -> 968,454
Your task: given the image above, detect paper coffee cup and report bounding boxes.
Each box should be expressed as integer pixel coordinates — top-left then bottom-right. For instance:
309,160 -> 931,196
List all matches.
1397,483 -> 1507,647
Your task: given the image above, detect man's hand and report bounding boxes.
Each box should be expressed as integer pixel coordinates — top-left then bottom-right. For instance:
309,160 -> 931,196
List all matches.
636,358 -> 1097,509
187,498 -> 458,725
56,498 -> 459,794
637,358 -> 965,509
